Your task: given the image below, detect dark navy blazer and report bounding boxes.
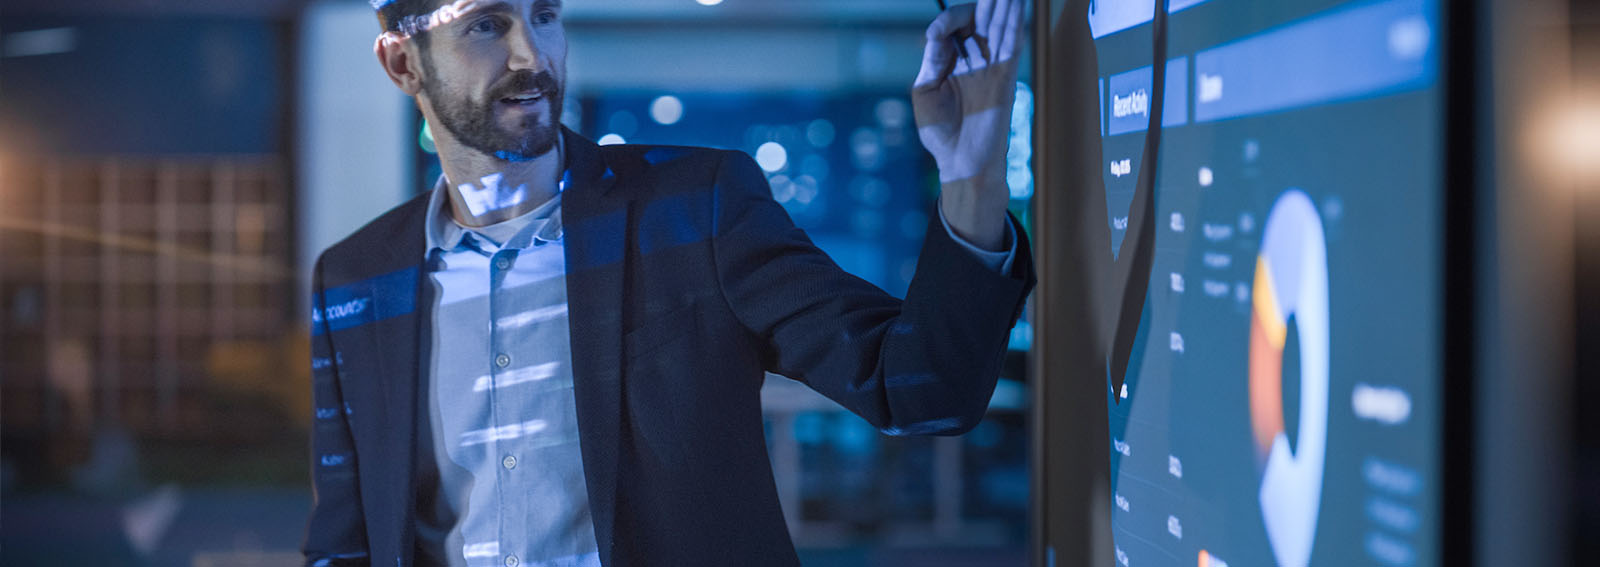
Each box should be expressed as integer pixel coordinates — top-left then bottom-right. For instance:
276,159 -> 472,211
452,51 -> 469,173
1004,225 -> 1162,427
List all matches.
303,128 -> 1035,566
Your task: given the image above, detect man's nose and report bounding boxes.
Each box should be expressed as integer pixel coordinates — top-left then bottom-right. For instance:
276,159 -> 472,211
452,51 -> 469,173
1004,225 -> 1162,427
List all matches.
506,22 -> 542,73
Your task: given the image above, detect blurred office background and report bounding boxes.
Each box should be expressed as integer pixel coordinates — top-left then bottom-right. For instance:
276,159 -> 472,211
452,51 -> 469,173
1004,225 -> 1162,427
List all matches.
0,0 -> 1033,565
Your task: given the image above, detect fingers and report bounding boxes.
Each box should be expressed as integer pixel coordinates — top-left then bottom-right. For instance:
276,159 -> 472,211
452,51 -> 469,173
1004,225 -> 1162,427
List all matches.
971,0 -> 1025,64
962,36 -> 986,70
918,4 -> 982,86
917,1 -> 1024,83
985,0 -> 1007,63
975,0 -> 998,50
996,0 -> 1024,64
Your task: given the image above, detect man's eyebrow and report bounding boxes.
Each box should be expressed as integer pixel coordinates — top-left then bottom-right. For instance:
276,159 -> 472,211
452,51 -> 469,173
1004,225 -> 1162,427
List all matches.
452,0 -> 560,21
459,1 -> 515,18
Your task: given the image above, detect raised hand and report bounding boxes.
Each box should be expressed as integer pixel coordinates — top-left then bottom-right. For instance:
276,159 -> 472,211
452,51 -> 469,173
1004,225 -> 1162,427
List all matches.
912,0 -> 1026,251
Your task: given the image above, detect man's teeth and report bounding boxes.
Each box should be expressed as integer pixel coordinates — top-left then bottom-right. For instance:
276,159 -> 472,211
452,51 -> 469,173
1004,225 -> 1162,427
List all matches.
505,93 -> 543,102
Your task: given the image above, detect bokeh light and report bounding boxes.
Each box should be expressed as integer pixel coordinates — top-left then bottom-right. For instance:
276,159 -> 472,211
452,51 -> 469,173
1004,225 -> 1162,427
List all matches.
650,95 -> 684,125
756,141 -> 789,172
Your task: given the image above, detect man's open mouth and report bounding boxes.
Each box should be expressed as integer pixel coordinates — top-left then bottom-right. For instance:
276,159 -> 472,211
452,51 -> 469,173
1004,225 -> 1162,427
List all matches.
500,91 -> 546,104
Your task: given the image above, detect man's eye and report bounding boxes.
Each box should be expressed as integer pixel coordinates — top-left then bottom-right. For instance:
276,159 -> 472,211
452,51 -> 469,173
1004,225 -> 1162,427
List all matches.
533,11 -> 557,25
469,18 -> 505,34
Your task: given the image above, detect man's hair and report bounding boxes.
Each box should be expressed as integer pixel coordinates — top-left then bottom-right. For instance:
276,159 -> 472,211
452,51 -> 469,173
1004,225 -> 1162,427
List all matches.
376,0 -> 441,42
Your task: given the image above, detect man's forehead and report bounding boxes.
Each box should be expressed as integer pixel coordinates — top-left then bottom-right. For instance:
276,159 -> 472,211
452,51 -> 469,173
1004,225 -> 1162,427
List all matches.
382,0 -> 562,39
371,0 -> 560,9
457,0 -> 564,13
423,0 -> 562,17
436,0 -> 564,30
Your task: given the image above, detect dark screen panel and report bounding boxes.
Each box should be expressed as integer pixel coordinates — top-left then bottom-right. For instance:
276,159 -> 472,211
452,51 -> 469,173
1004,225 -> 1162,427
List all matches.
1041,0 -> 1444,565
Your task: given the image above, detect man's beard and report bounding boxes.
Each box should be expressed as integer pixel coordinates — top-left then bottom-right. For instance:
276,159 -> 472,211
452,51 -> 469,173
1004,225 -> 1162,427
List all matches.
424,68 -> 563,162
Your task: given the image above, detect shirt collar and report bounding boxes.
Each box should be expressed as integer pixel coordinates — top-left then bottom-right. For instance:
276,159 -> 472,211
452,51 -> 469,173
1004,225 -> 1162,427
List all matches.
424,174 -> 469,253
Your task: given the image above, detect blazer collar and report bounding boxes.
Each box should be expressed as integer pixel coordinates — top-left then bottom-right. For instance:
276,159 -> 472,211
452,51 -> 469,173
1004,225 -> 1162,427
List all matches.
560,125 -> 617,197
555,125 -> 629,565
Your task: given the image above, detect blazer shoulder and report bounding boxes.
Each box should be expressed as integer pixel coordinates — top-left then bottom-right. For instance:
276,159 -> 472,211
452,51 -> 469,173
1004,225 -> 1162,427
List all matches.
316,191 -> 432,287
599,143 -> 726,167
598,144 -> 738,186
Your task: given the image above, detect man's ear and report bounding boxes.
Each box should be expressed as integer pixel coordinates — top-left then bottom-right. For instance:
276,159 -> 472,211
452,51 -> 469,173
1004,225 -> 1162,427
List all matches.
375,32 -> 426,96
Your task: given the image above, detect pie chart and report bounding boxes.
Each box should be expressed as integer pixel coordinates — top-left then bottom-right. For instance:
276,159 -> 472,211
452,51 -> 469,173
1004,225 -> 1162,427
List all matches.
1248,189 -> 1330,567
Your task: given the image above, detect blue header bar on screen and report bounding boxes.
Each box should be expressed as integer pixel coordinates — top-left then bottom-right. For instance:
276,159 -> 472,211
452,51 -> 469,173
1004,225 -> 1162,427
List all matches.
1192,0 -> 1436,123
1107,57 -> 1188,136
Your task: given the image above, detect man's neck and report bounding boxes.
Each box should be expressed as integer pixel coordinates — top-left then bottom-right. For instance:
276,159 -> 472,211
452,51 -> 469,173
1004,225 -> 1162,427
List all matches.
440,138 -> 564,228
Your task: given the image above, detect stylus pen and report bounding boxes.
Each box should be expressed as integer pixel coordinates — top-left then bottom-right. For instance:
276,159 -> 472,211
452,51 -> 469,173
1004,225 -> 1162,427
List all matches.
935,0 -> 974,65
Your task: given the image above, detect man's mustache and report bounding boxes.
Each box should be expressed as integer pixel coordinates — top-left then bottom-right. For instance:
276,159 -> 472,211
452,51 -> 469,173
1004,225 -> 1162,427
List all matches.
490,70 -> 559,100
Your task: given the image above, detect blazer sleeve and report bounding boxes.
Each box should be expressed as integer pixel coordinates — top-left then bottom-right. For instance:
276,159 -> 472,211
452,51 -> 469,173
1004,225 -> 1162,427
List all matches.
709,150 -> 1035,435
302,254 -> 372,567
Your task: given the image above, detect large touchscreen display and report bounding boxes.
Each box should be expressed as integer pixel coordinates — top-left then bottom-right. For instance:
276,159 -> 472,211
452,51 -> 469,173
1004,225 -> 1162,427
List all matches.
1094,1 -> 1442,565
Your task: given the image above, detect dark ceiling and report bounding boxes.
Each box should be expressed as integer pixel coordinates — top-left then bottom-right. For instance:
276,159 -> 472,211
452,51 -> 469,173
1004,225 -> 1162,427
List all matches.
5,0 -> 313,20
3,0 -> 936,25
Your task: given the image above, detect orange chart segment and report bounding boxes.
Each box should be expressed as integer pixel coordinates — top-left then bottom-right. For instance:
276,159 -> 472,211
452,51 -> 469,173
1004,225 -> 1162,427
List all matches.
1249,189 -> 1331,567
1198,549 -> 1231,567
1249,256 -> 1288,459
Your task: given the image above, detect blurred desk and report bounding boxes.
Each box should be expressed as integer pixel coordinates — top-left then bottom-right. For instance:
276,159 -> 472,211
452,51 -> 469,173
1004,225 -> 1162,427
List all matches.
760,374 -> 1024,548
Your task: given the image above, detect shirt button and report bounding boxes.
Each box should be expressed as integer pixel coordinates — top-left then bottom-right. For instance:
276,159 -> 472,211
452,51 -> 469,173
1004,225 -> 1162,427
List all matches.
495,354 -> 511,368
505,555 -> 519,567
503,455 -> 517,470
495,257 -> 511,270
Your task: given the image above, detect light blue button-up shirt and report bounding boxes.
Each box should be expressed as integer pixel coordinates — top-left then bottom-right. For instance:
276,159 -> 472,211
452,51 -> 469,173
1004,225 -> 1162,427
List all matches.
418,169 -> 600,567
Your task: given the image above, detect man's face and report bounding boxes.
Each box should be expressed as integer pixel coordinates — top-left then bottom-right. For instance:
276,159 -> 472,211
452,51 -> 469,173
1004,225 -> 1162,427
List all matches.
417,0 -> 567,162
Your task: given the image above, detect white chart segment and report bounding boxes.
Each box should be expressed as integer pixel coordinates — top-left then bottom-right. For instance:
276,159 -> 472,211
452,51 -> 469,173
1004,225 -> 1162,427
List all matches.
1255,190 -> 1331,567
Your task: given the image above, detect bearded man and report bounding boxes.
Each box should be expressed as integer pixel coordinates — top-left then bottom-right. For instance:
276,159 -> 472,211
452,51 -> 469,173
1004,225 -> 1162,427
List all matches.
304,1 -> 1032,565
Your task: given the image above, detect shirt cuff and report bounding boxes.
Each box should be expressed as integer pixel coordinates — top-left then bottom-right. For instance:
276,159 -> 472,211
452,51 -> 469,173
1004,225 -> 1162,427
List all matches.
937,200 -> 1018,275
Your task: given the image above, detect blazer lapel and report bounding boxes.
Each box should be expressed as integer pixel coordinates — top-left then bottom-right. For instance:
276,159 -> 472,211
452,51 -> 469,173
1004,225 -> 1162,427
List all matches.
389,251 -> 427,561
351,195 -> 429,562
559,127 -> 629,564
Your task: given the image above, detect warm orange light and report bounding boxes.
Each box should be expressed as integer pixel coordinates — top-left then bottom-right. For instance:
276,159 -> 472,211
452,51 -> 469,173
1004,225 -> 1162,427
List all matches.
1198,549 -> 1229,567
1529,92 -> 1600,184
